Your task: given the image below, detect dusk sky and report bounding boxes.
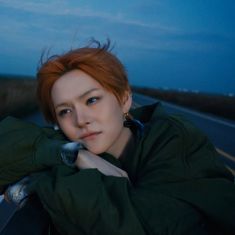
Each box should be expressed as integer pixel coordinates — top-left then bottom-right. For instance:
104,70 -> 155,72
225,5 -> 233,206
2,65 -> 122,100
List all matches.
0,0 -> 234,95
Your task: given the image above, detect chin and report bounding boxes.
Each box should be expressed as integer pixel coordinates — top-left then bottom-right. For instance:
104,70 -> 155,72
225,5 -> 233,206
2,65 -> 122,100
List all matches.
86,146 -> 105,155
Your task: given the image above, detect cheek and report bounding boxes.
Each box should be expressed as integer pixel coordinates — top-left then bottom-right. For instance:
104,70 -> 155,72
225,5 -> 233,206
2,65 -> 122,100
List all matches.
105,109 -> 124,133
58,120 -> 77,141
101,106 -> 122,124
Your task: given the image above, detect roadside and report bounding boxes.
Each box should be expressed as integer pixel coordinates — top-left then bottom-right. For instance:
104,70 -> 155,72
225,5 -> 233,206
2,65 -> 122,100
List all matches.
132,86 -> 235,121
1,76 -> 235,122
0,77 -> 38,120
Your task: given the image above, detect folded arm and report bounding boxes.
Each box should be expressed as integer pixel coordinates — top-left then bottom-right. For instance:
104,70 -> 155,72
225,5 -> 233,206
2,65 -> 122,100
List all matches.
0,117 -> 67,192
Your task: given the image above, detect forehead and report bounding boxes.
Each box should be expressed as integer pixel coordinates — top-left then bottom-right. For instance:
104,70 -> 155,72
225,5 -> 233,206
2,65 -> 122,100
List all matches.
51,69 -> 103,102
53,69 -> 102,91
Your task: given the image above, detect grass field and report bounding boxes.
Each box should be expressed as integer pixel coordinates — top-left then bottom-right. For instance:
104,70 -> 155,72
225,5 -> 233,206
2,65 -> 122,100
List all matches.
132,86 -> 235,121
1,75 -> 235,121
0,75 -> 38,120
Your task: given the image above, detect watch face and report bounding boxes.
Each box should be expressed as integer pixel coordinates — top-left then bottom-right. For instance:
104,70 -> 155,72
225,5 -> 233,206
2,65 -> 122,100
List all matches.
61,142 -> 83,167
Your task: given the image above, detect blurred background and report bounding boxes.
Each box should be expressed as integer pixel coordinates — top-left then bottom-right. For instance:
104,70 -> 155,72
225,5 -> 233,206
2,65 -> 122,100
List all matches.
0,0 -> 235,120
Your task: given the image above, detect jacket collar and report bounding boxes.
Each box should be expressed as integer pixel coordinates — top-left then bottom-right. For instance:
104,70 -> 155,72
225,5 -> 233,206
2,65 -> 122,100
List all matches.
130,102 -> 166,124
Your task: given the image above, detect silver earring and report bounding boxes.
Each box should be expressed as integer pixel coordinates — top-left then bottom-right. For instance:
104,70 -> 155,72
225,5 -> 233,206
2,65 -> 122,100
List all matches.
54,124 -> 60,131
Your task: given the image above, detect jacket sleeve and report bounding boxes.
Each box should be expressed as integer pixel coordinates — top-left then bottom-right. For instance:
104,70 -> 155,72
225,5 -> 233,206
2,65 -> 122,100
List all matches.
137,116 -> 235,234
168,118 -> 235,234
30,165 -> 208,235
0,117 -> 67,192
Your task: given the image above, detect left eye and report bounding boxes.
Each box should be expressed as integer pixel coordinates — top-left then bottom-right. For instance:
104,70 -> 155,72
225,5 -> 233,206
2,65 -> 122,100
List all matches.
87,97 -> 99,105
58,109 -> 72,117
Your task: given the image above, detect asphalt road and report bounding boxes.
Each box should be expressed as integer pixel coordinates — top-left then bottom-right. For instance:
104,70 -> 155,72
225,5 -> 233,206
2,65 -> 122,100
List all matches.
133,93 -> 235,173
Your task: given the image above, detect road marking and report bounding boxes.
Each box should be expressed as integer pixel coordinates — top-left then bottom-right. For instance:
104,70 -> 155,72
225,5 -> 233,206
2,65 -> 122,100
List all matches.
162,101 -> 235,129
216,148 -> 235,162
226,166 -> 235,176
216,148 -> 235,176
216,148 -> 235,163
134,93 -> 235,129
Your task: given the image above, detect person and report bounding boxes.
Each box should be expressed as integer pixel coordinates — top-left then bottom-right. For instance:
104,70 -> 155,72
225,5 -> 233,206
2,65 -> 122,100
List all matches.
0,39 -> 235,235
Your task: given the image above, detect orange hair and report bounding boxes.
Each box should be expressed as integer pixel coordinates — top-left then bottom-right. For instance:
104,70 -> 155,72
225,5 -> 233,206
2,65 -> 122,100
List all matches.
37,39 -> 131,123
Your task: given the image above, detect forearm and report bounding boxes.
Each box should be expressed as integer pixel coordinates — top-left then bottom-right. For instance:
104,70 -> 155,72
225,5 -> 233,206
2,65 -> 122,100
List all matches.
76,150 -> 129,179
0,117 -> 67,189
30,166 -> 146,235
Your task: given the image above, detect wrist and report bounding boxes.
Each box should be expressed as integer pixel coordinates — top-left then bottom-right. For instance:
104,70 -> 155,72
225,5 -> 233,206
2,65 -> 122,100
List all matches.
60,142 -> 84,167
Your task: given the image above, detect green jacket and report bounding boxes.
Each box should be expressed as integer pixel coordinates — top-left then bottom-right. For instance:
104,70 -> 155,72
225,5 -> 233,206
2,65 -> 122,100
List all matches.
0,103 -> 235,235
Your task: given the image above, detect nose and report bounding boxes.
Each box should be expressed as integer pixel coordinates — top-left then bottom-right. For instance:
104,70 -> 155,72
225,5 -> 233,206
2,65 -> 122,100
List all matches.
74,107 -> 90,127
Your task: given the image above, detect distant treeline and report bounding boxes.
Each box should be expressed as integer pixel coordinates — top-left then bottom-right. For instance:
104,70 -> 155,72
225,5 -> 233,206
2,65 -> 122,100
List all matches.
0,76 -> 38,120
1,75 -> 235,122
132,86 -> 235,121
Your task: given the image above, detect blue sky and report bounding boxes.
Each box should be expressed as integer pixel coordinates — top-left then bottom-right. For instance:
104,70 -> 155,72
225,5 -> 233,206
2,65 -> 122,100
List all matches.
0,0 -> 234,95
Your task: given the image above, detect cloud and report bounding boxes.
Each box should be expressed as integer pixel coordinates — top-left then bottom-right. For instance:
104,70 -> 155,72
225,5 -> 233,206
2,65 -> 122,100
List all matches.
0,0 -> 180,53
0,0 -> 233,57
0,0 -> 177,33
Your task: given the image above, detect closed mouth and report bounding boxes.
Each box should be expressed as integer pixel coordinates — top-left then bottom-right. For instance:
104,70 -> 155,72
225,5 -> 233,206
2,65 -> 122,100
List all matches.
80,131 -> 102,140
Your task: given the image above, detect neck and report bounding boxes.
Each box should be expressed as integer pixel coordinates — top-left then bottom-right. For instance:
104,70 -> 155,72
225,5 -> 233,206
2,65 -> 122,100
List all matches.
109,127 -> 133,159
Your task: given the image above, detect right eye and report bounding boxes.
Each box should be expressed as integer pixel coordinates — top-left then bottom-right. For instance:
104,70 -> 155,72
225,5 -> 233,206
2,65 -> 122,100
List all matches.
58,109 -> 72,117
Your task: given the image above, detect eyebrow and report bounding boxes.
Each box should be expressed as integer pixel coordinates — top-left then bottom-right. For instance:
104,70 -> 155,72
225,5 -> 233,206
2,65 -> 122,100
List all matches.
55,88 -> 101,109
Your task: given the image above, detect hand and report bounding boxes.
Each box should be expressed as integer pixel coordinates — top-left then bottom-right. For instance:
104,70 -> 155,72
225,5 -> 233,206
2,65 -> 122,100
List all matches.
76,150 -> 129,179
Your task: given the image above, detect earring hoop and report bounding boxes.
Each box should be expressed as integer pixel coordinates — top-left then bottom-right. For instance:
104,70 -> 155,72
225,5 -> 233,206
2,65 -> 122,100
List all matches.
123,112 -> 144,134
123,112 -> 133,127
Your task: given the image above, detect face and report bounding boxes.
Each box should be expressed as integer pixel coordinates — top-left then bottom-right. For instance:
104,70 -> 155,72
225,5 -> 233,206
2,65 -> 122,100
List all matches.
51,69 -> 132,158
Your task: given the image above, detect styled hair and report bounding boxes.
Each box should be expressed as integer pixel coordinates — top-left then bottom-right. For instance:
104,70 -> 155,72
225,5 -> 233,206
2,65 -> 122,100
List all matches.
36,39 -> 131,123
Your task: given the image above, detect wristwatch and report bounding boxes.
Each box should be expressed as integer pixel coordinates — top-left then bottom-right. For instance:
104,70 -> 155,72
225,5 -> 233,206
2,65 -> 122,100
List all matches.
60,142 -> 84,167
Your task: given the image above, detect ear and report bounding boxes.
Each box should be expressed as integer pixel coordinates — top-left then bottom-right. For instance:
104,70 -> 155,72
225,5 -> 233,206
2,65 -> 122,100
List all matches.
122,91 -> 132,113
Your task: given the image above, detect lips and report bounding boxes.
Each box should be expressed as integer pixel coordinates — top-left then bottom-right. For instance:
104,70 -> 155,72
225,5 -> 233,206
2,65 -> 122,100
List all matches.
80,131 -> 101,140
